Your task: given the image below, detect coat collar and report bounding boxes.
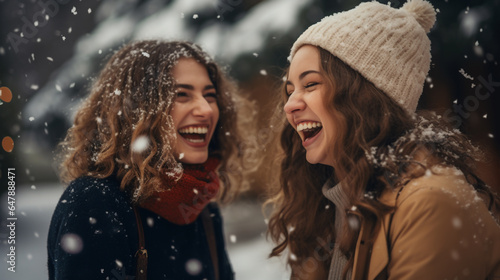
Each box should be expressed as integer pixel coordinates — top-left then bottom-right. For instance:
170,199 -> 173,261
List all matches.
321,179 -> 403,280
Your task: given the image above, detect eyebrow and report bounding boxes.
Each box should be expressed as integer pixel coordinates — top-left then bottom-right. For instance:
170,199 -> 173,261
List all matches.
285,70 -> 321,86
175,84 -> 215,90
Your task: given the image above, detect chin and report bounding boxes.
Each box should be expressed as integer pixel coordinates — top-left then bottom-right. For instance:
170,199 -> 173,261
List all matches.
305,153 -> 320,165
306,152 -> 333,167
179,152 -> 208,164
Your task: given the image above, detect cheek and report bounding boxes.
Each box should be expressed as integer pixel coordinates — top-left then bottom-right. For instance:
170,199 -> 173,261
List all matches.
285,114 -> 294,126
169,106 -> 181,127
212,104 -> 220,122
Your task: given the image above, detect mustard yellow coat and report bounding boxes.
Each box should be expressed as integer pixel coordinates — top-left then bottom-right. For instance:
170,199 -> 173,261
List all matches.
352,166 -> 500,280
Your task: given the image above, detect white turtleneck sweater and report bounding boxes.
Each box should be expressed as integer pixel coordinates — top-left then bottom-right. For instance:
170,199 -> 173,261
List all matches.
322,181 -> 353,280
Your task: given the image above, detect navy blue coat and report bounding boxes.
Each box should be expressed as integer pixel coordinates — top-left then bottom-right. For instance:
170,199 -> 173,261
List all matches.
47,176 -> 234,280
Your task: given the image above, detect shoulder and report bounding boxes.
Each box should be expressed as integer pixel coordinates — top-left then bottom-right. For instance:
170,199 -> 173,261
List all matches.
65,176 -> 124,198
48,176 -> 138,279
58,176 -> 130,209
50,176 -> 134,230
380,167 -> 500,279
385,165 -> 500,242
395,166 -> 482,209
49,175 -> 136,247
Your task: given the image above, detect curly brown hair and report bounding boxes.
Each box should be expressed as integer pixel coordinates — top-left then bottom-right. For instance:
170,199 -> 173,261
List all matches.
58,40 -> 244,203
267,46 -> 500,279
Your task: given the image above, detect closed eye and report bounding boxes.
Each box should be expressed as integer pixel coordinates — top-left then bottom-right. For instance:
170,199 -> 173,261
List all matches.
175,91 -> 189,102
305,82 -> 319,88
285,87 -> 294,98
204,92 -> 217,103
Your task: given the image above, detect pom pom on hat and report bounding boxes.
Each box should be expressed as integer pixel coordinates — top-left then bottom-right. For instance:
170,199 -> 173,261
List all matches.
402,0 -> 436,33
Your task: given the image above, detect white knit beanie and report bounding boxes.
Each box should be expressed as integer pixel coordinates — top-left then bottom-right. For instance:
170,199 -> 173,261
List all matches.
290,0 -> 436,113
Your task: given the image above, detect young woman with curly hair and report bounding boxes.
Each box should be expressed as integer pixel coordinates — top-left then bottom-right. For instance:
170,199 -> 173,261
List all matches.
267,1 -> 500,279
48,40 -> 244,280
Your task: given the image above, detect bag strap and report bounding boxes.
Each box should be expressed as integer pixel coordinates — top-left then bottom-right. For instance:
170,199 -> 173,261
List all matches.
133,205 -> 148,280
201,206 -> 219,280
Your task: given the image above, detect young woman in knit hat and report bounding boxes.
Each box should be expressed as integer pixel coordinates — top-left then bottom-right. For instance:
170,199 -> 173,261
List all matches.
48,40 -> 245,280
267,0 -> 500,279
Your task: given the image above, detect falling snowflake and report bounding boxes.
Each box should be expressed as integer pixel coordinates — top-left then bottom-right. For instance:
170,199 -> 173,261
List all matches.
452,216 -> 462,229
347,215 -> 360,230
185,259 -> 202,275
132,136 -> 150,153
147,217 -> 154,227
230,235 -> 237,243
60,233 -> 84,254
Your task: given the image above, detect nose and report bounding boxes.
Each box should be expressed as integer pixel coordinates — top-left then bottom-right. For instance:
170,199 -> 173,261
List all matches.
193,97 -> 214,118
284,91 -> 305,114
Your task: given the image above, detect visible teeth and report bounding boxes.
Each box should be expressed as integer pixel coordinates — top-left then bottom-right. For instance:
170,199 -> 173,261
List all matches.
297,122 -> 322,132
186,138 -> 204,143
179,126 -> 208,134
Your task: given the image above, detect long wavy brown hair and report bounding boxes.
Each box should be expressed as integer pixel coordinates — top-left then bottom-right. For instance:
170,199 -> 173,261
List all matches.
267,46 -> 500,279
58,40 -> 245,203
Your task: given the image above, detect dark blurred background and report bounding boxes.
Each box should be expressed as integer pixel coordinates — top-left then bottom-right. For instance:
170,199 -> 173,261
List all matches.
0,0 -> 499,278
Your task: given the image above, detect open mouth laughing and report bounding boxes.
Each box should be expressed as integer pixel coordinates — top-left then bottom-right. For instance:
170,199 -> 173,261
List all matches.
296,121 -> 322,142
178,125 -> 209,144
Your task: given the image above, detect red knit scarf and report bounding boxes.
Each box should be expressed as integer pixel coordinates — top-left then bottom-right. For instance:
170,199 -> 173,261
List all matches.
140,157 -> 220,225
